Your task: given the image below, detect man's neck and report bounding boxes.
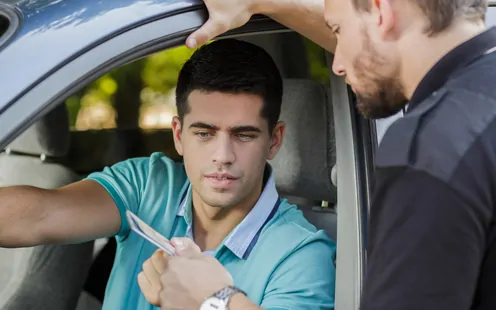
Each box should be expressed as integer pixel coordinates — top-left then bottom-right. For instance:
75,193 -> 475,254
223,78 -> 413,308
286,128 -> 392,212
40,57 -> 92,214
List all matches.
191,181 -> 264,252
399,20 -> 486,100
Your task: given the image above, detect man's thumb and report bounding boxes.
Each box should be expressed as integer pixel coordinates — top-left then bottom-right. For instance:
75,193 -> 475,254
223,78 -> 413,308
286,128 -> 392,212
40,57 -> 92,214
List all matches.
186,18 -> 227,48
171,237 -> 201,257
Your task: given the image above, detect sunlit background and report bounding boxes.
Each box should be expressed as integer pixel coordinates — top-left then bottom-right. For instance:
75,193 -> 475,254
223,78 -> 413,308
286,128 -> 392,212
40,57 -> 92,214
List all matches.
66,39 -> 328,131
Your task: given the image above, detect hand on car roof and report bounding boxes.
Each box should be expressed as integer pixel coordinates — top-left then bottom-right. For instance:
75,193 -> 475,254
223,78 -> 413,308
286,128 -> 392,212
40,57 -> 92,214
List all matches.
186,0 -> 254,48
186,0 -> 336,53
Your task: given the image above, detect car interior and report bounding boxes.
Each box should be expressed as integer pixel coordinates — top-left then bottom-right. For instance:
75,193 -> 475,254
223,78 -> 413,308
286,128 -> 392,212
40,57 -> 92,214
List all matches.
0,31 -> 338,310
0,105 -> 94,310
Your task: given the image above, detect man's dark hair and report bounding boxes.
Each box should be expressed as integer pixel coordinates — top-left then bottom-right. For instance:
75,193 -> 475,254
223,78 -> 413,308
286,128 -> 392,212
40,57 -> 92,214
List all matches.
175,39 -> 283,133
351,0 -> 487,36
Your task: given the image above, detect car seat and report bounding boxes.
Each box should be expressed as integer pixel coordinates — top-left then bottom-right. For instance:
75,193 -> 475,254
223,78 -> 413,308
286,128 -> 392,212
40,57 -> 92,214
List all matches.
269,78 -> 337,241
0,105 -> 94,310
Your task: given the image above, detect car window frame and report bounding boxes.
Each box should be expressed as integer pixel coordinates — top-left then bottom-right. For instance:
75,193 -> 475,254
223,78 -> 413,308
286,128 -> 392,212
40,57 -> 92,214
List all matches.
326,53 -> 366,310
0,10 -> 286,149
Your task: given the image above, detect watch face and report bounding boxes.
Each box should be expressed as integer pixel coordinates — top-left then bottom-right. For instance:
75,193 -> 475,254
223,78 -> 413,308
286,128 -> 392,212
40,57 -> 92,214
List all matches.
200,297 -> 227,310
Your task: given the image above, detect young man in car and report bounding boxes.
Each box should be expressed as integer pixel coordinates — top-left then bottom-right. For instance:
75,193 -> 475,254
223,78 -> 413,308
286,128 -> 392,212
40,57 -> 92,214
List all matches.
155,1 -> 496,310
0,38 -> 336,309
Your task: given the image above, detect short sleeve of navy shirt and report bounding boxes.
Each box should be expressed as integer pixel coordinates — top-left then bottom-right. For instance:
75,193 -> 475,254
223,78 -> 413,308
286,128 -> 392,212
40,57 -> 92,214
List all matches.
360,27 -> 496,310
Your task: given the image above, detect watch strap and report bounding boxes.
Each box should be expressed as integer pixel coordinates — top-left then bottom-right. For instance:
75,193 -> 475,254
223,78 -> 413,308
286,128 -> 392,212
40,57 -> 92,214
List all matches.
213,285 -> 246,308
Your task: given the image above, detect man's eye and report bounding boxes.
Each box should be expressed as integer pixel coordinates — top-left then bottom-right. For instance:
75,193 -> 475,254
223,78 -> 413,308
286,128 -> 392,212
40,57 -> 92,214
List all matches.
237,134 -> 255,141
195,132 -> 212,139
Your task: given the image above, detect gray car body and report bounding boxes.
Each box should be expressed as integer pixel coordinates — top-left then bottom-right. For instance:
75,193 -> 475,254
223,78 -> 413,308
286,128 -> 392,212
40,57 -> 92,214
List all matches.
0,0 -> 207,112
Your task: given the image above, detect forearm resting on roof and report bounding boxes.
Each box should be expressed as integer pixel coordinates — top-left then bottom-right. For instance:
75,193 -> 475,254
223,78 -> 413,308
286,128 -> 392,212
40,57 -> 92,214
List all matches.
0,180 -> 121,248
253,0 -> 336,52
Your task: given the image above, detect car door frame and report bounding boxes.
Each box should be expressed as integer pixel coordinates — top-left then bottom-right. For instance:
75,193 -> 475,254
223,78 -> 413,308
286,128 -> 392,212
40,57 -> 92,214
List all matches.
326,52 -> 371,310
0,8 -> 367,310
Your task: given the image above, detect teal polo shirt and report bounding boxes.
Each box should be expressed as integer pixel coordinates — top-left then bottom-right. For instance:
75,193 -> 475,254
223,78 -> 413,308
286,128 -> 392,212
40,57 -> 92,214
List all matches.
85,152 -> 336,310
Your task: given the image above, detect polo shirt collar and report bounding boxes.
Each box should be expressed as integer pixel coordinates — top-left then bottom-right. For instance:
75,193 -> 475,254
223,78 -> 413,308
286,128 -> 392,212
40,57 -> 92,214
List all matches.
177,164 -> 279,259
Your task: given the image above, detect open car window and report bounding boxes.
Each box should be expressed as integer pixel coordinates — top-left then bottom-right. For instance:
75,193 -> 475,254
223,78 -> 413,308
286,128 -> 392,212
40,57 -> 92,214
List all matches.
0,2 -> 367,307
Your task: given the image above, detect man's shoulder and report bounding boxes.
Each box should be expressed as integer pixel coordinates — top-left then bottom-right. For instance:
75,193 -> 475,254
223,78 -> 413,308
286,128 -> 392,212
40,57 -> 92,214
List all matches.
102,152 -> 186,181
377,87 -> 496,183
256,201 -> 336,257
84,152 -> 188,221
120,151 -> 181,170
232,202 -> 336,309
243,201 -> 336,294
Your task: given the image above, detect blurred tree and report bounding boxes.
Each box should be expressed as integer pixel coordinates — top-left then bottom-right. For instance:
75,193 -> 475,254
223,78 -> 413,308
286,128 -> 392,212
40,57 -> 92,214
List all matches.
65,45 -> 196,130
142,45 -> 197,94
65,73 -> 118,130
112,58 -> 146,129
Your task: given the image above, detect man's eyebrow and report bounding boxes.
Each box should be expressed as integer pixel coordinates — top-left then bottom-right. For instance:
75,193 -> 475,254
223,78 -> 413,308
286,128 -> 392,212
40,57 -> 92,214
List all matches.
230,126 -> 262,133
188,122 -> 219,130
188,123 -> 262,133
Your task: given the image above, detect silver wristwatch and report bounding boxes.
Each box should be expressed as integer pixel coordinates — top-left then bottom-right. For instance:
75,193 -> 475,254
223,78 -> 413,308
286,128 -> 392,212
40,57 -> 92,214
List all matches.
199,286 -> 246,310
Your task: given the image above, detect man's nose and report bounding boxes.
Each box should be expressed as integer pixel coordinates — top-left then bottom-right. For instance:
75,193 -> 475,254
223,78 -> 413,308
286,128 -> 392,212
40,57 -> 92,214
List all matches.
332,49 -> 346,76
212,135 -> 235,165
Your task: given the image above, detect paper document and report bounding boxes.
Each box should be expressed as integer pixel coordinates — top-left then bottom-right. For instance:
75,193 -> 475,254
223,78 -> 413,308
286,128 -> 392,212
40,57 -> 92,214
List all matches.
126,210 -> 175,256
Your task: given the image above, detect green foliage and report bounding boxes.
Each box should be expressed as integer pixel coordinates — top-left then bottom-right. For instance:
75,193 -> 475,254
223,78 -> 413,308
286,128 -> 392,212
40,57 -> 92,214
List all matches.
65,46 -> 196,128
65,95 -> 80,127
142,45 -> 198,95
65,73 -> 117,128
304,38 -> 330,84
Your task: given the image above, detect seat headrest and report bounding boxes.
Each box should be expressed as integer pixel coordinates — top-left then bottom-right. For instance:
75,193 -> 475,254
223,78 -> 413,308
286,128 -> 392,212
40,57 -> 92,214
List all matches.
7,104 -> 70,157
269,79 -> 336,202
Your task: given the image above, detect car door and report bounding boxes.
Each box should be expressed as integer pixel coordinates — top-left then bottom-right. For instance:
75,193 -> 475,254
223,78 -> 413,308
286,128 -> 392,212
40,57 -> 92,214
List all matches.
0,1 -> 369,309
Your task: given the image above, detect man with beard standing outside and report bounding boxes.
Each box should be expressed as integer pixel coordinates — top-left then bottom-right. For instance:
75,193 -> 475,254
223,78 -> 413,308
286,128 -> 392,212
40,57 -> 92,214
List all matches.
156,1 -> 496,310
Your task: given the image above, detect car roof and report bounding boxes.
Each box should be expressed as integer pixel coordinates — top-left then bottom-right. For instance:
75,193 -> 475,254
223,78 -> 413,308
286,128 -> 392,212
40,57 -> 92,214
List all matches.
1,0 -> 201,20
0,0 -> 204,112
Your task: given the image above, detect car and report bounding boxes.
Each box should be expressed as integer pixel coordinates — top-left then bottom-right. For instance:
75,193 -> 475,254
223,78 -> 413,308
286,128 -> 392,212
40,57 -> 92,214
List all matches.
1,1 -> 496,309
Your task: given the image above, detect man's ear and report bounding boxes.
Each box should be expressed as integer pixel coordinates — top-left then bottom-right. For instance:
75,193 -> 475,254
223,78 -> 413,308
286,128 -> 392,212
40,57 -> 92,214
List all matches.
372,0 -> 395,40
267,121 -> 285,160
172,116 -> 184,156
